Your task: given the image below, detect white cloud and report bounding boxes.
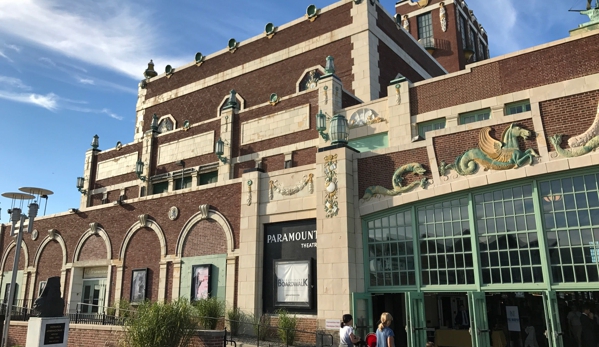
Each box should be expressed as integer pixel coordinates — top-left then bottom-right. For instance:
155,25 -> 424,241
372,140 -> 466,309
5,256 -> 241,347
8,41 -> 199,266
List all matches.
4,44 -> 20,52
39,57 -> 56,67
0,91 -> 58,111
0,0 -> 187,79
77,77 -> 95,85
0,76 -> 31,90
67,105 -> 123,120
0,50 -> 13,62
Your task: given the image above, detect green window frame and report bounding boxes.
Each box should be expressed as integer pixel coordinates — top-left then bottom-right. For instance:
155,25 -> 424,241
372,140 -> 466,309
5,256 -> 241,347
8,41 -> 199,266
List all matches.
459,108 -> 491,125
199,171 -> 218,185
417,12 -> 433,40
152,181 -> 169,195
505,100 -> 531,115
418,118 -> 446,139
174,176 -> 193,190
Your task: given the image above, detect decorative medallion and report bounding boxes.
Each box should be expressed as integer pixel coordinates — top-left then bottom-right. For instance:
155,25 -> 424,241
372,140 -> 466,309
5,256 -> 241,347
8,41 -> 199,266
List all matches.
168,206 -> 179,221
549,101 -> 599,158
323,85 -> 329,105
228,38 -> 238,53
195,52 -> 205,66
183,120 -> 190,131
158,118 -> 173,133
265,23 -> 276,39
416,0 -> 429,8
269,93 -> 279,106
439,123 -> 539,176
439,2 -> 447,32
269,174 -> 314,200
247,180 -> 253,206
362,163 -> 428,202
305,70 -> 320,90
348,109 -> 385,129
306,4 -> 319,22
324,154 -> 339,218
116,141 -> 123,151
31,229 -> 39,241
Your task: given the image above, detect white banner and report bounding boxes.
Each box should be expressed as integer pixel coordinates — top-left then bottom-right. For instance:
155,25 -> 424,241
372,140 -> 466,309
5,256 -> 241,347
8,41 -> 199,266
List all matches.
275,261 -> 310,305
506,306 -> 521,332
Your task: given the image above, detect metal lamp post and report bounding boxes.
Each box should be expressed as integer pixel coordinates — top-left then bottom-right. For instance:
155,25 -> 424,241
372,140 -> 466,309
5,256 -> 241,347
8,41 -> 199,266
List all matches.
1,187 -> 52,347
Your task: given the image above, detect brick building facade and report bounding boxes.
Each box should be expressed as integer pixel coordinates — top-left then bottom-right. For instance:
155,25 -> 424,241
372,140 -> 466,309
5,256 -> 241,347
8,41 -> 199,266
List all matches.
2,0 -> 599,346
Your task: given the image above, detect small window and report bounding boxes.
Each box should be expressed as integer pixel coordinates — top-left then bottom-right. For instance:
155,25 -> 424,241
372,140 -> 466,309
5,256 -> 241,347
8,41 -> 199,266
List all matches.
459,108 -> 491,125
418,118 -> 446,139
284,160 -> 292,169
505,100 -> 531,115
458,16 -> 467,49
417,12 -> 433,40
152,181 -> 169,195
174,176 -> 193,190
199,171 -> 218,186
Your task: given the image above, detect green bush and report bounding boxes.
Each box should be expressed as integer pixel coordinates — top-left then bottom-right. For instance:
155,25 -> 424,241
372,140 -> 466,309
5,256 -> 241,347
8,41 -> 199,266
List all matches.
226,306 -> 244,335
277,309 -> 297,346
193,297 -> 225,330
249,313 -> 271,341
123,299 -> 197,347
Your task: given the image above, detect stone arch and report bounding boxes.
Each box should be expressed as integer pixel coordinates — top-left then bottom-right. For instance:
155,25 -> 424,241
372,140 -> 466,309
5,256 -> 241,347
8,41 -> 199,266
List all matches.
1,240 -> 29,272
73,226 -> 112,263
34,234 -> 67,268
119,219 -> 167,261
175,208 -> 235,257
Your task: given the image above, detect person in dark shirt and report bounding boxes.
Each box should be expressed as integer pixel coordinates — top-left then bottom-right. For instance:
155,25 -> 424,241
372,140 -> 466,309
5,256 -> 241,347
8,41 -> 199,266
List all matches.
580,304 -> 598,347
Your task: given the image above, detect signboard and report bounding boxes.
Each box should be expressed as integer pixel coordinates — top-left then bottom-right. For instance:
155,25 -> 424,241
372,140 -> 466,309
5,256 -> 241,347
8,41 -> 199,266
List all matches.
191,264 -> 211,301
275,260 -> 311,307
44,323 -> 65,344
506,306 -> 521,332
326,319 -> 341,330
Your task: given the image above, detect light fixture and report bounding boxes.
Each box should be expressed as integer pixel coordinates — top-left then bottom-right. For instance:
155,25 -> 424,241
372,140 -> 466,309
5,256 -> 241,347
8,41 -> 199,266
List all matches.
76,177 -> 87,195
114,195 -> 125,206
69,208 -> 79,214
150,114 -> 159,132
420,37 -> 436,55
316,110 -> 329,142
224,90 -> 238,109
214,138 -> 227,164
324,56 -> 335,76
464,47 -> 475,61
330,114 -> 349,145
91,134 -> 99,150
411,135 -> 423,142
135,159 -> 147,181
543,195 -> 562,202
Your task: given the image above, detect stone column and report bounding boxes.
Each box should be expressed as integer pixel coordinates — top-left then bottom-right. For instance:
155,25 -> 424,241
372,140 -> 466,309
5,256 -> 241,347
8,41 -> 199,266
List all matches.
140,129 -> 157,196
225,256 -> 237,310
80,147 -> 99,210
113,261 -> 124,305
236,169 -> 262,316
27,270 -> 37,306
387,77 -> 412,147
218,102 -> 237,182
171,259 -> 183,299
158,259 -> 168,302
315,146 -> 359,324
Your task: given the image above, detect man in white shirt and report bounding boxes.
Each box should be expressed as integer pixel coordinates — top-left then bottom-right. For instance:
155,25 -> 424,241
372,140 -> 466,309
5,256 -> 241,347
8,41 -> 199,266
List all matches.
567,305 -> 582,347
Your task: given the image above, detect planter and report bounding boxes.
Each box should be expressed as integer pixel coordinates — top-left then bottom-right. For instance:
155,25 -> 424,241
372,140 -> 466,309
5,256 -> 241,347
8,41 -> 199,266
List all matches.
196,329 -> 226,347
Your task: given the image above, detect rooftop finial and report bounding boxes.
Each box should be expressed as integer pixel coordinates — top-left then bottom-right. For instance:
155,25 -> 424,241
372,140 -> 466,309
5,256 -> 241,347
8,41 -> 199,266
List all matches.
144,60 -> 158,79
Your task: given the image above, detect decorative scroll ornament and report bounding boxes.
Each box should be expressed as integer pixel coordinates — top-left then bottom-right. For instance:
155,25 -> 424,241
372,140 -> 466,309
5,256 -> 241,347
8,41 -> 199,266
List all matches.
439,2 -> 447,32
402,15 -> 410,31
168,206 -> 179,221
48,229 -> 57,240
138,214 -> 149,227
348,109 -> 386,129
439,124 -> 539,176
247,180 -> 253,206
324,154 -> 339,218
362,163 -> 428,201
89,222 -> 98,235
269,174 -> 314,200
198,204 -> 210,220
323,85 -> 329,105
549,101 -> 599,158
395,84 -> 401,104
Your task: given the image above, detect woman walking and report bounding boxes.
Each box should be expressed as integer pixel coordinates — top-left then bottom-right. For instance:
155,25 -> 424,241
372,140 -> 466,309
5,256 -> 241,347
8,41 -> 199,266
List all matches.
376,313 -> 395,347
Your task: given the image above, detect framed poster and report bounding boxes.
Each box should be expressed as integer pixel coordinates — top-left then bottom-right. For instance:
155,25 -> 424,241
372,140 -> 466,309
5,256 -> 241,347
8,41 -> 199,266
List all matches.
274,259 -> 312,308
191,264 -> 211,301
130,268 -> 148,303
38,281 -> 47,297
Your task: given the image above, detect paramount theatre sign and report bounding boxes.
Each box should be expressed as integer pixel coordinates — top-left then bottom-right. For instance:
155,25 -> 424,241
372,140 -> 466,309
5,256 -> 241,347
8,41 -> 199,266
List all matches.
263,219 -> 317,313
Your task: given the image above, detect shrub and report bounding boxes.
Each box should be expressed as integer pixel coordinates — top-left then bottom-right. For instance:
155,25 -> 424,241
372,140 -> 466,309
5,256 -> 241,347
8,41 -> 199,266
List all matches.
277,309 -> 297,346
122,299 -> 197,347
249,313 -> 271,341
226,306 -> 244,335
193,297 -> 225,330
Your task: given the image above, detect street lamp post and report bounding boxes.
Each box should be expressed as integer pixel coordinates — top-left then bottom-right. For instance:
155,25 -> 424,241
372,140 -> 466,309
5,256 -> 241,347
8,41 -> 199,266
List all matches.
1,187 -> 52,347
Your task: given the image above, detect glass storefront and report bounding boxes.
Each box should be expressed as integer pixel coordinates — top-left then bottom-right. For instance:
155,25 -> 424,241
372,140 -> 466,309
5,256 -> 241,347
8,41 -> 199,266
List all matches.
359,169 -> 599,347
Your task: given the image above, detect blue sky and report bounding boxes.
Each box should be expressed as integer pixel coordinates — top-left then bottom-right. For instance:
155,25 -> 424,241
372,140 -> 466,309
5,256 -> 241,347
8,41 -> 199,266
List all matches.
0,0 -> 592,217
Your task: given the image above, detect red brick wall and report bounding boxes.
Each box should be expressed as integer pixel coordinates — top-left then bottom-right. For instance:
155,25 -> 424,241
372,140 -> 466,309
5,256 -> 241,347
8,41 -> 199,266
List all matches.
433,119 -> 538,166
261,154 -> 285,173
234,91 -> 319,157
182,219 -> 227,257
234,161 -> 256,179
378,41 -> 424,97
342,91 -> 362,108
357,147 -> 431,196
2,245 -> 26,272
78,234 -> 108,262
95,174 -> 138,190
410,34 -> 599,115
35,240 -> 64,297
292,147 -> 317,168
145,3 -> 353,100
376,5 -> 446,77
540,91 -> 599,149
144,38 -> 353,132
122,227 -> 161,301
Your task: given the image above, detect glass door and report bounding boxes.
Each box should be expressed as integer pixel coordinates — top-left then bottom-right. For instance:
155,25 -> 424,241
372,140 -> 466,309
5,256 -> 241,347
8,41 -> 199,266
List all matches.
468,291 -> 490,347
352,293 -> 373,339
543,291 -> 564,347
81,280 -> 100,313
406,292 -> 427,347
